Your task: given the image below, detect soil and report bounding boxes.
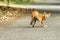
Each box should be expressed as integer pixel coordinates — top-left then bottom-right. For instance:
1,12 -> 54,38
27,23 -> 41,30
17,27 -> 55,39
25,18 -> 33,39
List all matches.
0,6 -> 35,26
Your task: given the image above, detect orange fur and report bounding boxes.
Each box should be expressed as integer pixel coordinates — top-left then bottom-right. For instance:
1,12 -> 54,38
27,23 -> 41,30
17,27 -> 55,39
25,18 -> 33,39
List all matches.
30,11 -> 51,28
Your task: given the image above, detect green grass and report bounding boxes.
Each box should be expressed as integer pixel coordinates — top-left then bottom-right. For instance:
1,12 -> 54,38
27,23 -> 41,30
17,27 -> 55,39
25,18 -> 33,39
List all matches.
11,0 -> 34,4
0,0 -> 35,5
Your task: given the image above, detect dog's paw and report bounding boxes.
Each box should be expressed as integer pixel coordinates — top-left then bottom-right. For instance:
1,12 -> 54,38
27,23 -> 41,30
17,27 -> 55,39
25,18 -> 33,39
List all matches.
41,25 -> 47,28
44,25 -> 47,28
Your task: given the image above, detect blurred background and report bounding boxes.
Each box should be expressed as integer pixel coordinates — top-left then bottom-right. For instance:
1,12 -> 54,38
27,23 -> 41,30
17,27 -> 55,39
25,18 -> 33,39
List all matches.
0,0 -> 60,5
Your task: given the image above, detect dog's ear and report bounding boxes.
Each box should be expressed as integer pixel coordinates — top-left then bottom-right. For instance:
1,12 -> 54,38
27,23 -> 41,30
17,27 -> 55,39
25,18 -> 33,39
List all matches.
44,12 -> 46,14
43,12 -> 46,16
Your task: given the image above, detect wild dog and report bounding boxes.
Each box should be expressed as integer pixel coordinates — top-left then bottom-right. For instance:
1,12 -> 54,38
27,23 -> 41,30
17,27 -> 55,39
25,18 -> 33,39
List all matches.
30,11 -> 51,28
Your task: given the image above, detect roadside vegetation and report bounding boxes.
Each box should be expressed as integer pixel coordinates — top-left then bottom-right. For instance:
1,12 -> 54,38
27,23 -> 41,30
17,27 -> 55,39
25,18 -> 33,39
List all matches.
11,0 -> 34,4
0,0 -> 35,26
0,0 -> 35,5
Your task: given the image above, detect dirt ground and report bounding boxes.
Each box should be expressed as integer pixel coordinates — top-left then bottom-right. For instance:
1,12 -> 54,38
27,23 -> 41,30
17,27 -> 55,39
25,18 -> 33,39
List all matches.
0,13 -> 60,40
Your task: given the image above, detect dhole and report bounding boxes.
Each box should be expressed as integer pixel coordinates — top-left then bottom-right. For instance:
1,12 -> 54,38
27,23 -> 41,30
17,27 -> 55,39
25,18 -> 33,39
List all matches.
30,11 -> 51,28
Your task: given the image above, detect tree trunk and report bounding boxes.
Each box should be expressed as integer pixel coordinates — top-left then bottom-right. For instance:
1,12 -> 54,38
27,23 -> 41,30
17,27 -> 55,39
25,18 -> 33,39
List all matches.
7,0 -> 9,6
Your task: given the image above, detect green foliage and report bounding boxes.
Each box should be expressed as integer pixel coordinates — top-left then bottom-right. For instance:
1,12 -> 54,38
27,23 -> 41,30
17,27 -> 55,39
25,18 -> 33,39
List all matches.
0,0 -> 4,2
11,0 -> 34,4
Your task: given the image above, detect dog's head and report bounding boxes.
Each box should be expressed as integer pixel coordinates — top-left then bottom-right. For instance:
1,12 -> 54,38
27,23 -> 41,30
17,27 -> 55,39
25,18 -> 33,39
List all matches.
43,12 -> 51,19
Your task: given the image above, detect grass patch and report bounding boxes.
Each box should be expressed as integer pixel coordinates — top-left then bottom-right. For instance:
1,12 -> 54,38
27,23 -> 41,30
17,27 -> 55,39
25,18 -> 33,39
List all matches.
11,0 -> 34,5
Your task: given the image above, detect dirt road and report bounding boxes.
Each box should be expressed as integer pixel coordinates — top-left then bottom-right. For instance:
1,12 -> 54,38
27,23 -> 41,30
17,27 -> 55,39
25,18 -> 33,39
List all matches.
0,13 -> 60,40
